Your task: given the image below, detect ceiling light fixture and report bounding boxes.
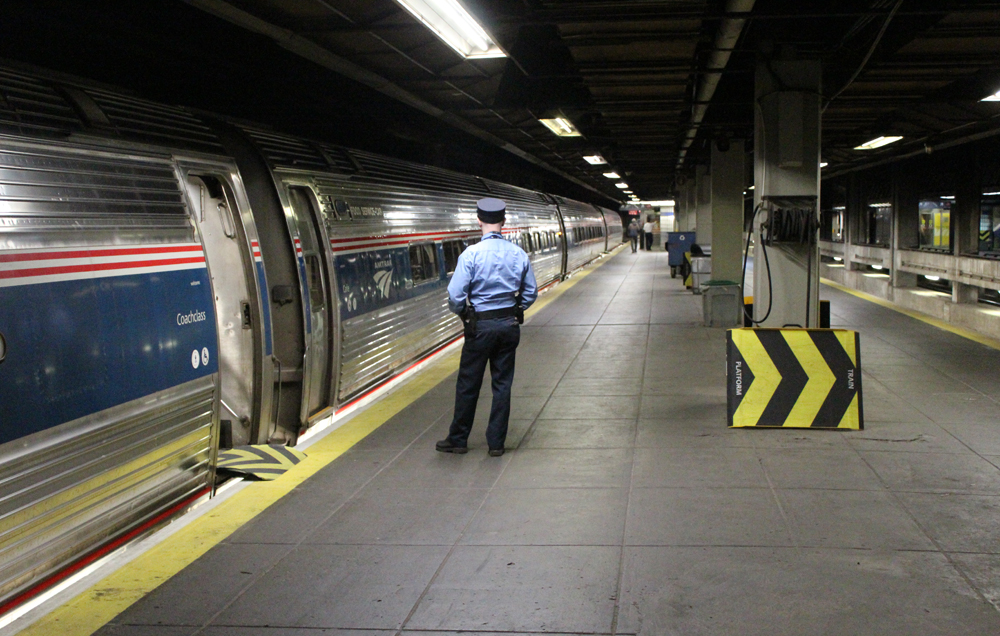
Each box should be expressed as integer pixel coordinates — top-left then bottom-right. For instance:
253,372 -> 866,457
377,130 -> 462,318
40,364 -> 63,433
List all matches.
623,190 -> 633,194
583,154 -> 607,165
539,117 -> 582,137
981,89 -> 1000,102
615,182 -> 629,189
855,136 -> 903,150
820,162 -> 828,168
393,0 -> 506,59
924,275 -> 941,281
603,172 -> 620,179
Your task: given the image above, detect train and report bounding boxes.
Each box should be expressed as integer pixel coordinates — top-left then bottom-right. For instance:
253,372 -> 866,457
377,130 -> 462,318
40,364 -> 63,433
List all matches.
0,63 -> 624,605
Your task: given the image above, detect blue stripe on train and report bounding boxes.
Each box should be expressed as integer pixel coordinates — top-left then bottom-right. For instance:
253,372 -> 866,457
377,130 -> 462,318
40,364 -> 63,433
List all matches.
0,269 -> 218,444
256,261 -> 273,356
335,247 -> 447,321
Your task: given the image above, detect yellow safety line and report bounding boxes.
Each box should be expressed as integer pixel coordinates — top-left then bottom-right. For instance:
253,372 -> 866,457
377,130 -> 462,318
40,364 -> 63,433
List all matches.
821,278 -> 1000,352
22,245 -> 622,636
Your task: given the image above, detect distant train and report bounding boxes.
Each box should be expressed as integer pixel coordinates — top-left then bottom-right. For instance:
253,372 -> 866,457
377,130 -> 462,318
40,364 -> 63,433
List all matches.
0,64 -> 623,605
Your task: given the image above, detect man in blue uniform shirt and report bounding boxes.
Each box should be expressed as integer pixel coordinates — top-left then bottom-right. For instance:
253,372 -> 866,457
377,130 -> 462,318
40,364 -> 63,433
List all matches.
436,197 -> 537,457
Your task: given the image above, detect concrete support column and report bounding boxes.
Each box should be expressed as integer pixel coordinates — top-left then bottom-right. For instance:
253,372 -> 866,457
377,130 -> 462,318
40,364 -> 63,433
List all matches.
753,59 -> 822,327
695,164 -> 712,245
679,180 -> 696,231
711,139 -> 745,283
954,282 -> 979,304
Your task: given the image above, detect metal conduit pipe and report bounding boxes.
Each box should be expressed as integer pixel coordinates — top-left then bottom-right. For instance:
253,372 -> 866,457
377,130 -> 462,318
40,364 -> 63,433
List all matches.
676,0 -> 756,169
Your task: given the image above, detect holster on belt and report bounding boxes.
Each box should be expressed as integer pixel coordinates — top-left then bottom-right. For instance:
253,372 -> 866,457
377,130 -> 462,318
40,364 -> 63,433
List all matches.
461,305 -> 477,337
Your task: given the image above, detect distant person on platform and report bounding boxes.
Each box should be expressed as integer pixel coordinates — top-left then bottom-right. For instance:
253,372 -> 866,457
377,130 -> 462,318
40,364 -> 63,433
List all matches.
627,218 -> 641,253
436,198 -> 538,457
642,217 -> 655,250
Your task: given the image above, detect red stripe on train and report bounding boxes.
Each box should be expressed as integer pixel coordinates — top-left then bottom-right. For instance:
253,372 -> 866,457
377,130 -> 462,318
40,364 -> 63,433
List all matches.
0,256 -> 206,280
0,245 -> 203,263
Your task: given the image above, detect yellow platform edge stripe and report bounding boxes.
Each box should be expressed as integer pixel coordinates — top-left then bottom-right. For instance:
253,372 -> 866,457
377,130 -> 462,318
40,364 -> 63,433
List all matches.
21,243 -> 622,636
821,278 -> 1000,352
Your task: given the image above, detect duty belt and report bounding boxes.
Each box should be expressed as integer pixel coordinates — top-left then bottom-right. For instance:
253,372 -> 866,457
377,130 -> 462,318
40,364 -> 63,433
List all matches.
476,306 -> 518,320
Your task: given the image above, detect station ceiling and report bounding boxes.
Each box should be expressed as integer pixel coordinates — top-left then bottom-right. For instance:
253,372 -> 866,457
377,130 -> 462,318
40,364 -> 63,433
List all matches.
2,1 -> 1000,206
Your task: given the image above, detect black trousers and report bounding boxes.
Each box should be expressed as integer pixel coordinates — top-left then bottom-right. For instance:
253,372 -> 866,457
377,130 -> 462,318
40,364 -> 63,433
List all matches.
447,317 -> 520,450
644,232 -> 653,250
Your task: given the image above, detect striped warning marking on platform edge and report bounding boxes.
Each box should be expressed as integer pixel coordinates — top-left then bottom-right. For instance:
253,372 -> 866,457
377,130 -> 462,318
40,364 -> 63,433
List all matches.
216,445 -> 306,480
727,328 -> 863,429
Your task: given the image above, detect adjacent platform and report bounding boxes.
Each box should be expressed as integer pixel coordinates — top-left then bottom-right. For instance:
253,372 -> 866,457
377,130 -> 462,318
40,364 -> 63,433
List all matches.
35,248 -> 1000,634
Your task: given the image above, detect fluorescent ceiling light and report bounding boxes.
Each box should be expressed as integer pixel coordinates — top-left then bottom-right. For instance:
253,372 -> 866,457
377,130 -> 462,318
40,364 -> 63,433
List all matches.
820,162 -> 828,168
833,257 -> 843,261
982,90 -> 1000,102
615,182 -> 629,189
623,190 -> 633,194
855,136 -> 903,150
393,0 -> 505,59
603,172 -> 620,179
984,191 -> 1000,196
940,195 -> 955,199
630,200 -> 675,206
583,154 -> 607,165
748,185 -> 755,190
924,275 -> 941,281
872,265 -> 883,270
869,202 -> 892,208
539,117 -> 582,137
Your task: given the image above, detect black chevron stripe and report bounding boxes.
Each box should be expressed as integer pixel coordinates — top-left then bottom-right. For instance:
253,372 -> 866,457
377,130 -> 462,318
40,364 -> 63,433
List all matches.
726,332 -> 755,425
808,331 -> 859,427
854,336 -> 865,430
267,444 -> 304,464
755,330 -> 808,426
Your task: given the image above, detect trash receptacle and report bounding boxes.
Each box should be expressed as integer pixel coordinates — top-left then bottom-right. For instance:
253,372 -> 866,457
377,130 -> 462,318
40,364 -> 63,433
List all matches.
690,256 -> 712,293
701,280 -> 742,327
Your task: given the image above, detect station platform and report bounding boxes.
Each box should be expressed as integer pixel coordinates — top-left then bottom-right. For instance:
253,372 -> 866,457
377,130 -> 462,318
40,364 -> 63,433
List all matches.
28,248 -> 1000,635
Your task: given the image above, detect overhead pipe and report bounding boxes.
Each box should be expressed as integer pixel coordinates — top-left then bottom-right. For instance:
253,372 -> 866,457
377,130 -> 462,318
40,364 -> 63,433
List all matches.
676,0 -> 756,169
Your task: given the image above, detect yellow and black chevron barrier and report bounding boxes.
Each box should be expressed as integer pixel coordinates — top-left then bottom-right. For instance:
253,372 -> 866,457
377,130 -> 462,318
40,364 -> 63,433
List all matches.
216,444 -> 307,480
727,328 -> 863,429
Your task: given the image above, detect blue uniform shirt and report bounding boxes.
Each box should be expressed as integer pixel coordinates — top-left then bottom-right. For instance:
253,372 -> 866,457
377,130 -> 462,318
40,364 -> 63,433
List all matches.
448,232 -> 538,314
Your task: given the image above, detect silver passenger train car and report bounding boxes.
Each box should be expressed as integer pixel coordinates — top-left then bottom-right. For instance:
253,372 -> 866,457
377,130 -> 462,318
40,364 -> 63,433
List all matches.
0,64 -> 623,606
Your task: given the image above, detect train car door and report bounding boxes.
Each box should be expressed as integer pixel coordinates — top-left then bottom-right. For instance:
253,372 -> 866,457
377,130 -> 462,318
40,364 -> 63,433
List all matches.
182,172 -> 258,446
285,186 -> 333,421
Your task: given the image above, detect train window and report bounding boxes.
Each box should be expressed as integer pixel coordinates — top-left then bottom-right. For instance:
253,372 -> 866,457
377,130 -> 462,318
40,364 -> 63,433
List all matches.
443,239 -> 464,274
981,190 -> 1000,256
533,232 -> 542,251
864,201 -> 892,247
821,207 -> 845,242
918,197 -> 952,251
524,232 -> 534,252
409,242 -> 439,284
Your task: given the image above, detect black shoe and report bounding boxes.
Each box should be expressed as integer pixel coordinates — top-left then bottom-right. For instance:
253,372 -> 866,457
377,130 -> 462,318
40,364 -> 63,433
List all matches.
488,448 -> 505,457
436,439 -> 468,454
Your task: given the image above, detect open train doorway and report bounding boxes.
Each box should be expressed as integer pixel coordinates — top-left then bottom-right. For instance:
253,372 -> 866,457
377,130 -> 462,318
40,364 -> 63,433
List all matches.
182,171 -> 259,447
285,186 -> 334,424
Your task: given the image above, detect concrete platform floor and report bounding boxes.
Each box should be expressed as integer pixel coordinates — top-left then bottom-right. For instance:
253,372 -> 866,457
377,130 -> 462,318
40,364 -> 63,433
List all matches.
96,248 -> 1000,635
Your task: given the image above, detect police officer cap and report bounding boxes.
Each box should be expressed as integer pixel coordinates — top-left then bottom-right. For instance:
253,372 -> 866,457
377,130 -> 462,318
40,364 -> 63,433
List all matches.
477,197 -> 506,223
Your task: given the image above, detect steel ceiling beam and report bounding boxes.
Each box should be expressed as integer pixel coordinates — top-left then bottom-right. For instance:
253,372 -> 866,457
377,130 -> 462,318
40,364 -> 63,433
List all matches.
181,0 -> 620,204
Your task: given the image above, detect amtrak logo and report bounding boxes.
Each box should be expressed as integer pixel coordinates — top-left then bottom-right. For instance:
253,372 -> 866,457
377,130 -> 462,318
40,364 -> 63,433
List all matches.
374,269 -> 393,299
